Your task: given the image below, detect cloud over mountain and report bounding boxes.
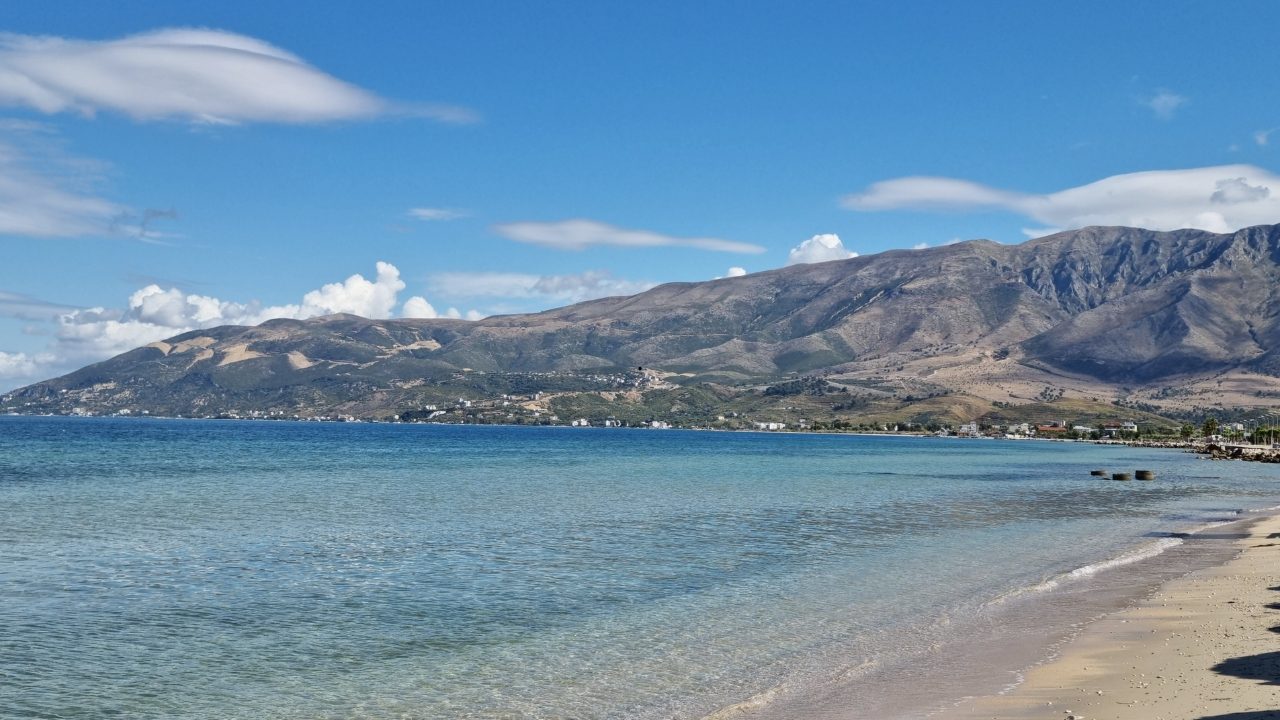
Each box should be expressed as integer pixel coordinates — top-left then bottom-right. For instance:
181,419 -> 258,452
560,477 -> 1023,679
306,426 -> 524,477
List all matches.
429,270 -> 655,303
0,261 -> 469,388
844,165 -> 1280,237
787,234 -> 857,265
493,219 -> 764,254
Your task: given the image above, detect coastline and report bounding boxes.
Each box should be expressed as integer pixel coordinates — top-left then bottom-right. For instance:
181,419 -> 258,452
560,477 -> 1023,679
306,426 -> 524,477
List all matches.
951,511 -> 1280,720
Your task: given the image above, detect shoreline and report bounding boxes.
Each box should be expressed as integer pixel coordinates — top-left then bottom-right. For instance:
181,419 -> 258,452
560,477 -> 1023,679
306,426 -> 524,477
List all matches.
950,510 -> 1280,720
721,506 -> 1277,720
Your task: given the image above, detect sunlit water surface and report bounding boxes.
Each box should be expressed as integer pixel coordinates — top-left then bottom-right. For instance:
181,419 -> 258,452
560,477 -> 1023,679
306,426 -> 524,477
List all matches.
3,417 -> 1279,719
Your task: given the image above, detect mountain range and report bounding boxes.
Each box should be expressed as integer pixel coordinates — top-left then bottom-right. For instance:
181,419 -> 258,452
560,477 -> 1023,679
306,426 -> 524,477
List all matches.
9,224 -> 1280,425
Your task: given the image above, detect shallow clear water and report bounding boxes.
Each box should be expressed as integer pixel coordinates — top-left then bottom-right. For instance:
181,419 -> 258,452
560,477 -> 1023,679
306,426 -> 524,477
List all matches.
2,417 -> 1279,719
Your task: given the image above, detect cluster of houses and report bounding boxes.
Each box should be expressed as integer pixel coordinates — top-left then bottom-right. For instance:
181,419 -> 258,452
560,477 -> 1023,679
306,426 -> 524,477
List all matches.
953,420 -> 1140,439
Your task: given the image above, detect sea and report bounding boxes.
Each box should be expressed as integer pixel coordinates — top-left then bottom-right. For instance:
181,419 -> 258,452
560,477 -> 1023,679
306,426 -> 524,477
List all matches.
3,416 -> 1279,720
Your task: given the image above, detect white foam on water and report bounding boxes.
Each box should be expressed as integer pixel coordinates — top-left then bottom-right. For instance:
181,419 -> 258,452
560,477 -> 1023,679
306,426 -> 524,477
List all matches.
981,536 -> 1184,608
699,683 -> 788,719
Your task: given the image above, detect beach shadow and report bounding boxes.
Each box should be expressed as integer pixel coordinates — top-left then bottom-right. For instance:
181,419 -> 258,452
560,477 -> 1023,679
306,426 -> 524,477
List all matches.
1266,602 -> 1280,611
1211,651 -> 1280,685
1195,713 -> 1280,719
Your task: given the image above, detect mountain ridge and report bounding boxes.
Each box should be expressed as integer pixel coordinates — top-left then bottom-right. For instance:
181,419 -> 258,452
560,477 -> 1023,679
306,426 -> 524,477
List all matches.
9,223 -> 1280,423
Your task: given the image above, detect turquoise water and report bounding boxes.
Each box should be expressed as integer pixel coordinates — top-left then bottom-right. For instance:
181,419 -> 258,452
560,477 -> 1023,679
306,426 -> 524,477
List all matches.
3,417 -> 1279,719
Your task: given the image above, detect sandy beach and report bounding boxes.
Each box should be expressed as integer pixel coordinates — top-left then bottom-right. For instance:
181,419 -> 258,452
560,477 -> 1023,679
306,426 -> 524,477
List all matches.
953,513 -> 1280,720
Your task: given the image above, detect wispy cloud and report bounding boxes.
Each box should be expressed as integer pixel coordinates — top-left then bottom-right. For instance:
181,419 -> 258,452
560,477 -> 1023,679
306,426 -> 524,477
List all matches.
494,218 -> 765,254
1143,89 -> 1188,120
408,207 -> 468,221
787,233 -> 858,265
0,290 -> 78,320
429,270 -> 655,303
0,28 -> 477,125
1256,128 -> 1277,147
0,121 -> 124,237
843,165 -> 1280,237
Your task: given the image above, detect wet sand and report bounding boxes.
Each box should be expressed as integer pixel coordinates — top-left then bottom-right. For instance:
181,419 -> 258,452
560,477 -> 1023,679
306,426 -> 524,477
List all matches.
953,514 -> 1280,720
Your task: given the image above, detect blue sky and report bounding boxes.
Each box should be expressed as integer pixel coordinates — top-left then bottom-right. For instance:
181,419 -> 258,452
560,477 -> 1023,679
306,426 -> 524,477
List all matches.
2,1 -> 1280,388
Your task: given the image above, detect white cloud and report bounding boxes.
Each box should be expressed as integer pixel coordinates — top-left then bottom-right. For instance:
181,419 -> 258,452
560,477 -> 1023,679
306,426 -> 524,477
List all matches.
0,119 -> 184,241
1143,90 -> 1187,120
298,261 -> 405,318
787,233 -> 858,265
408,207 -> 468,221
0,28 -> 475,125
0,122 -> 124,237
843,165 -> 1280,236
0,290 -> 77,320
912,242 -> 929,250
725,266 -> 747,277
0,350 -> 52,379
494,218 -> 765,254
1255,129 -> 1277,147
844,176 -> 1026,212
429,270 -> 656,303
1210,177 -> 1270,205
401,295 -> 439,319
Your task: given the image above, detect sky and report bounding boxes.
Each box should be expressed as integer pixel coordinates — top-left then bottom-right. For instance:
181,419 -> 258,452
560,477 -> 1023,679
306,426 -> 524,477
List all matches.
2,1 -> 1280,390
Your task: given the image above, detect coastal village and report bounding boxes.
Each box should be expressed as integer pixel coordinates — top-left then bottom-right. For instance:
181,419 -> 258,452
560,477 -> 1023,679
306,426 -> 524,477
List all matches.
14,364 -> 1275,446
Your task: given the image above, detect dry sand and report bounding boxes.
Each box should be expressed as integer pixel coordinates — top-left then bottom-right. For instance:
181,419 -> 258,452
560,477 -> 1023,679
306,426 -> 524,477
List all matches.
952,514 -> 1280,720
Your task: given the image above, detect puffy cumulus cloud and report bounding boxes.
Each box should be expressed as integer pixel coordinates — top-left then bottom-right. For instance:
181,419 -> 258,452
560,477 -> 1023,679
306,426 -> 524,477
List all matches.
0,350 -> 52,379
843,165 -> 1280,237
299,261 -> 404,318
1143,90 -> 1188,120
1211,177 -> 1270,205
400,296 -> 479,321
787,234 -> 858,265
2,261 -> 476,388
429,270 -> 656,303
401,295 -> 439,319
0,28 -> 476,125
725,266 -> 747,277
493,218 -> 765,254
408,207 -> 467,221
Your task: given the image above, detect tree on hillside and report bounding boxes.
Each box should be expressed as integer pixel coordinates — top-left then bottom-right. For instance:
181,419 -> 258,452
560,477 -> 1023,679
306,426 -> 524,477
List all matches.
1180,424 -> 1194,439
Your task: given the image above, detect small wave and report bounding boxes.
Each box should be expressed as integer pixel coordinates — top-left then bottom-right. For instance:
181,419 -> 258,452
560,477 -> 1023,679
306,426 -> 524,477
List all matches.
982,536 -> 1184,609
1063,536 -> 1183,580
700,684 -> 787,720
